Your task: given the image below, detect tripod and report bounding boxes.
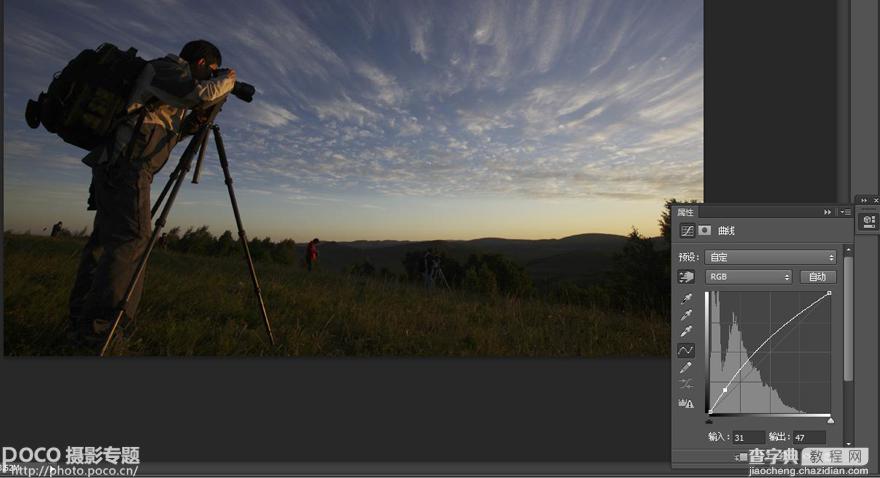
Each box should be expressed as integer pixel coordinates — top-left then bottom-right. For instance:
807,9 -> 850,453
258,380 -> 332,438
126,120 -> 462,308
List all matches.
429,260 -> 451,290
99,100 -> 276,356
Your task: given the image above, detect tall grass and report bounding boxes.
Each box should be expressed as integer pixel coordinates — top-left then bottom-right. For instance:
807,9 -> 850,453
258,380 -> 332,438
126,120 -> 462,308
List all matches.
3,235 -> 669,356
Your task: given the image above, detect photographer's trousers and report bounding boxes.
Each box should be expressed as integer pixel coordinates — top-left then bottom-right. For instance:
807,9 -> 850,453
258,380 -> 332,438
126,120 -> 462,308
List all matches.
69,124 -> 176,331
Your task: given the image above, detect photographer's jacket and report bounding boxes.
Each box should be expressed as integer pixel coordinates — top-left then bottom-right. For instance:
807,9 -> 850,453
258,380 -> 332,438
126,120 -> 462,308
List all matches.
83,54 -> 235,176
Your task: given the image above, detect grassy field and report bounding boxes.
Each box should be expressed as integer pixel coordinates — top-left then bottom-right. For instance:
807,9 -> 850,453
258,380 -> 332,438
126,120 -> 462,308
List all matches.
3,234 -> 669,356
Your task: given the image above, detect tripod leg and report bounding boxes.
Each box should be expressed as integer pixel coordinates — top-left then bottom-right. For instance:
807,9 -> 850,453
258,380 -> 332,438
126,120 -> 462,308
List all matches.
211,125 -> 277,346
439,269 -> 451,290
99,122 -> 213,356
191,129 -> 210,184
151,160 -> 185,218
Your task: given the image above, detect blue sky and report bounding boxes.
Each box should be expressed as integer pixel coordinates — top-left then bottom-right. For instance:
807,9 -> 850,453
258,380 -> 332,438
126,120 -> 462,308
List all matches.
3,0 -> 703,242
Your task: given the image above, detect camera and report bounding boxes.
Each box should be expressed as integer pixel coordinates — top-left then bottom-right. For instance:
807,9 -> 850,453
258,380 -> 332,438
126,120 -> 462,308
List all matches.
213,68 -> 255,103
231,81 -> 255,103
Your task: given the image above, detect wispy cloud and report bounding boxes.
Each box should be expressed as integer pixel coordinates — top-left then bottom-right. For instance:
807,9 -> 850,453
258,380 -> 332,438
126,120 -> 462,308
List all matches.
353,61 -> 407,107
4,0 -> 703,239
249,101 -> 299,128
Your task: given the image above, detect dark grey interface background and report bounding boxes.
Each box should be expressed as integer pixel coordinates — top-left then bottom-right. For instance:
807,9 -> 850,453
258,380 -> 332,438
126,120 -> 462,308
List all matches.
1,1 -> 877,475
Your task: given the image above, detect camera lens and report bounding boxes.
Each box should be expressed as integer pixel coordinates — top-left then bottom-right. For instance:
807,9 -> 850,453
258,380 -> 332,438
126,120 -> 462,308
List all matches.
231,81 -> 255,103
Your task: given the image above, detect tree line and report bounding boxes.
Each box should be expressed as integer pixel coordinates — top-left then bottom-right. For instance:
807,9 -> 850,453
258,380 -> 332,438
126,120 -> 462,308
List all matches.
156,226 -> 300,264
354,250 -> 535,298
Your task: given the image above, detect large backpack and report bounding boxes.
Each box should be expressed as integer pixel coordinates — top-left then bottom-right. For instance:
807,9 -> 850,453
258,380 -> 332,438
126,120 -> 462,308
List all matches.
25,43 -> 147,151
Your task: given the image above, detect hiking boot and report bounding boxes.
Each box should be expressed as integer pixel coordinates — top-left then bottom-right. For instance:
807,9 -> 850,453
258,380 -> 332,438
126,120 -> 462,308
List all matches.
65,313 -> 132,351
92,318 -> 113,335
72,320 -> 108,346
93,315 -> 134,341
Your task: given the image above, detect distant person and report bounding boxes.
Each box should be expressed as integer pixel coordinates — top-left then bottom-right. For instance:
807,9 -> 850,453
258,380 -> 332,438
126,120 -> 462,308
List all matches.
157,232 -> 168,250
50,221 -> 64,237
306,238 -> 320,272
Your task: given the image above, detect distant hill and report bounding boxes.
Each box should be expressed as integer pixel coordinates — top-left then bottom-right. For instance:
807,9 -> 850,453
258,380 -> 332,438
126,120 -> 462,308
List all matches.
294,233 -> 647,289
342,240 -> 413,249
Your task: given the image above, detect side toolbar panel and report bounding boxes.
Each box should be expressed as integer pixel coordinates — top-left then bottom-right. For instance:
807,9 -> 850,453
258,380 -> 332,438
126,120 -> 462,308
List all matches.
670,205 -> 859,469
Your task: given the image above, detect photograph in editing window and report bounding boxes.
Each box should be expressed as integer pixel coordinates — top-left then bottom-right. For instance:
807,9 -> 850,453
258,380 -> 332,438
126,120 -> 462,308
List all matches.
3,0 -> 703,356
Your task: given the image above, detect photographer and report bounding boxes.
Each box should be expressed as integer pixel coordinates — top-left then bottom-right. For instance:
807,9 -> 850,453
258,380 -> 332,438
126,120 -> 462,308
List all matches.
68,40 -> 236,345
50,221 -> 64,238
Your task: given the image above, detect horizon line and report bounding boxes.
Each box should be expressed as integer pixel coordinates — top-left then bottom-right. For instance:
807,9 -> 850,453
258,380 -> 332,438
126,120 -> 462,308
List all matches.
5,228 -> 665,243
